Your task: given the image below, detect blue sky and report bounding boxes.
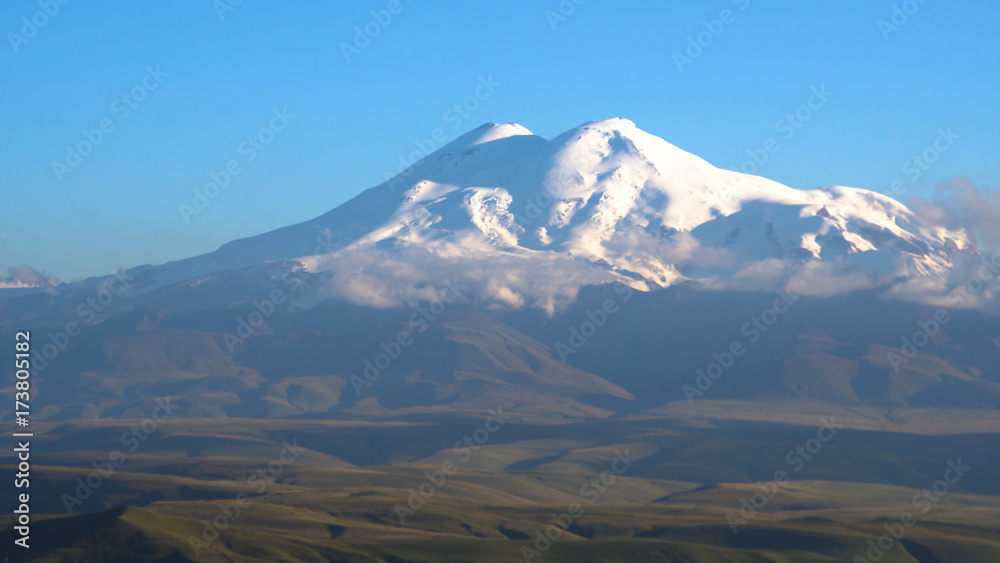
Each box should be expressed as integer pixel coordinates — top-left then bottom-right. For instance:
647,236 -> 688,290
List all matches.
2,0 -> 998,280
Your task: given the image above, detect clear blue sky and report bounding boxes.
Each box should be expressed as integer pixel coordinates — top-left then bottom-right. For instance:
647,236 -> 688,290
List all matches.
2,0 -> 998,280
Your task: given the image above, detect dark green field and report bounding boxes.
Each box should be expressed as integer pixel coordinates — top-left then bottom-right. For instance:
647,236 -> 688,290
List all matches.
4,406 -> 999,562
4,286 -> 1000,561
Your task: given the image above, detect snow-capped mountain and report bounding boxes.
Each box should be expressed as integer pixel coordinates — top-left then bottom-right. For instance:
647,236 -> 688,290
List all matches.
72,119 -> 977,312
3,120 -> 998,421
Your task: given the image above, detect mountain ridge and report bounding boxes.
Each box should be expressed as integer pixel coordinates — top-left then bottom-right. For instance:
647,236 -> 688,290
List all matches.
2,119 -> 979,314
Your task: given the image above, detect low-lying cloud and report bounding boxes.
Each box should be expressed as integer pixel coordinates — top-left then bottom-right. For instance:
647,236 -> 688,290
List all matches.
910,177 -> 1000,253
299,176 -> 1000,316
0,265 -> 58,288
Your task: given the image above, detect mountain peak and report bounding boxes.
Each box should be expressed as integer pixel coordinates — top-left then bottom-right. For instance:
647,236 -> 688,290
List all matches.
73,119 -> 974,313
456,122 -> 535,147
580,117 -> 638,130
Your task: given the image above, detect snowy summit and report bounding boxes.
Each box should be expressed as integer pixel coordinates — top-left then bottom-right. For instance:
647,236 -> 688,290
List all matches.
71,119 -> 977,312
